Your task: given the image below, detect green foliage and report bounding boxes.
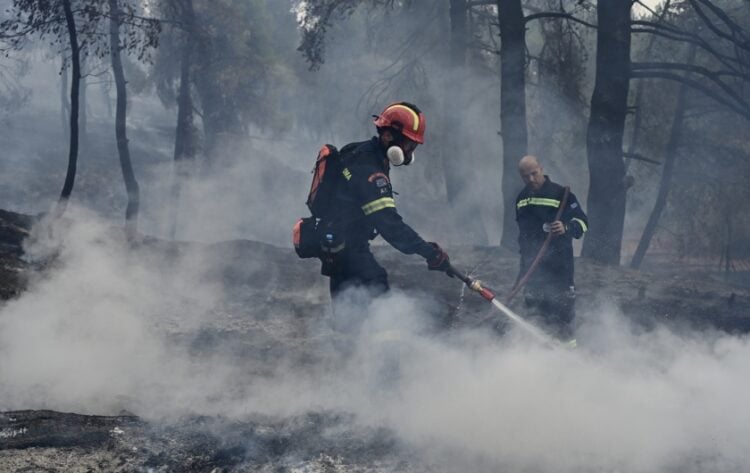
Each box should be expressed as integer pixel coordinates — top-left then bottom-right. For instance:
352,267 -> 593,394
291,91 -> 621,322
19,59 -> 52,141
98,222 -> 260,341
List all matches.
194,0 -> 287,133
0,0 -> 160,62
154,0 -> 293,143
293,0 -> 399,70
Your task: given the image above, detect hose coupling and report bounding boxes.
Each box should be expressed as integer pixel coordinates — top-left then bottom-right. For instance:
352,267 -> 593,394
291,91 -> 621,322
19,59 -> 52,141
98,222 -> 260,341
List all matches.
470,279 -> 484,292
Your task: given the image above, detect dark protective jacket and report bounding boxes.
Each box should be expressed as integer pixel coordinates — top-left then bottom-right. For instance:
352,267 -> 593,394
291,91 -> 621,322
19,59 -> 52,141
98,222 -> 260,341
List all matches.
515,176 -> 588,289
322,137 -> 438,291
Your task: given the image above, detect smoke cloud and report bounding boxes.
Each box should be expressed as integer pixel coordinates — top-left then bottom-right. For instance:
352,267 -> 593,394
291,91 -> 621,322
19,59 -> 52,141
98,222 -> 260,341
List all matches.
1,210 -> 748,472
0,4 -> 747,472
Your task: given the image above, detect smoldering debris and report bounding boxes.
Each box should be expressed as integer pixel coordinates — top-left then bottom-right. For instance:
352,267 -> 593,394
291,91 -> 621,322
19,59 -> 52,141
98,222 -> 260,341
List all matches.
0,410 -> 418,472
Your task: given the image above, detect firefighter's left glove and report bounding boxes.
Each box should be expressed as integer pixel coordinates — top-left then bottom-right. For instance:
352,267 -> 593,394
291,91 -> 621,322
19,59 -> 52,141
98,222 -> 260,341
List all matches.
427,242 -> 452,276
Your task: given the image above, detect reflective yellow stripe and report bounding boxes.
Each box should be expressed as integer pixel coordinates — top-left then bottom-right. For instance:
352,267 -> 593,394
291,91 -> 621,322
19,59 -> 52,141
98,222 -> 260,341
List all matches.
517,197 -> 561,209
342,168 -> 352,181
572,218 -> 588,233
387,104 -> 419,131
362,197 -> 396,215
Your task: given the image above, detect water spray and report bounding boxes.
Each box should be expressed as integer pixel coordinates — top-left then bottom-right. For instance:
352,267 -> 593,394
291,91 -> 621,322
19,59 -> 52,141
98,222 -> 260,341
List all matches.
448,187 -> 576,348
448,265 -> 577,349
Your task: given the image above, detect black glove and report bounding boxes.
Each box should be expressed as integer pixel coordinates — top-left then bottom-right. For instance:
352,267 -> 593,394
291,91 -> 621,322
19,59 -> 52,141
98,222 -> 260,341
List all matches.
426,242 -> 451,274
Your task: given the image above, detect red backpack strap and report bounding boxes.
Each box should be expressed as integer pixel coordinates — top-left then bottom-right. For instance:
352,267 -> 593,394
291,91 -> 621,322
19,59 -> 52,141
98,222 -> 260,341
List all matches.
307,145 -> 332,209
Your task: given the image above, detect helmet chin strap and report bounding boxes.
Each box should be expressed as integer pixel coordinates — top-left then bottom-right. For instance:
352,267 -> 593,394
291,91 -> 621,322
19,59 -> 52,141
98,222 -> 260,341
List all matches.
387,146 -> 415,166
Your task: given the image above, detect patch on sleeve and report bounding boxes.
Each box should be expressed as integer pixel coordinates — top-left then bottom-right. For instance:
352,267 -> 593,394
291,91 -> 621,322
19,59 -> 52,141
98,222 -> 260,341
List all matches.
368,172 -> 391,194
571,202 -> 578,209
367,172 -> 391,183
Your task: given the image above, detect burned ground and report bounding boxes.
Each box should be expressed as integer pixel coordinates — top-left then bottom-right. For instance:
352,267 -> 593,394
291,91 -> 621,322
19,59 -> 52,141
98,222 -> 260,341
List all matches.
1,209 -> 749,472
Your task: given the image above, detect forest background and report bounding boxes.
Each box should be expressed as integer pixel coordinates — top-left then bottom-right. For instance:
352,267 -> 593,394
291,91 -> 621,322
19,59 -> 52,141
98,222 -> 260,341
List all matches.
0,0 -> 748,271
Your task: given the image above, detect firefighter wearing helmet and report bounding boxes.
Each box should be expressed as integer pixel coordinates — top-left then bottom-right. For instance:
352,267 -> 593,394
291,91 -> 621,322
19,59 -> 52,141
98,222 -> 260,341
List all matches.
318,102 -> 451,332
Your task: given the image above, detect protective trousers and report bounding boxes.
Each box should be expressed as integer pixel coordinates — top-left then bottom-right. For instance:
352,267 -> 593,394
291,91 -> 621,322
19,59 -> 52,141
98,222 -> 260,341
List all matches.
328,247 -> 389,337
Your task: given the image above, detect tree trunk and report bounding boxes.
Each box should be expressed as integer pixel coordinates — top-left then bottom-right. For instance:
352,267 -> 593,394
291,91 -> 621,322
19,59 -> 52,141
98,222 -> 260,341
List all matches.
192,21 -> 245,162
57,0 -> 80,209
169,0 -> 198,240
630,44 -> 696,269
623,78 -> 645,174
581,0 -> 632,265
109,0 -> 140,238
195,81 -> 244,159
497,0 -> 528,250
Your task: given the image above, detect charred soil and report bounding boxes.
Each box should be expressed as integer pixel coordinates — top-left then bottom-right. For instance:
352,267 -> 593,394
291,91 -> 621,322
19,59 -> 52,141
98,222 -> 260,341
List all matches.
1,209 -> 748,472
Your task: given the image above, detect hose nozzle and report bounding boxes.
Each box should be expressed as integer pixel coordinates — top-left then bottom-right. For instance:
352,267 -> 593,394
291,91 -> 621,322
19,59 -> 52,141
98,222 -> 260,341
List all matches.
470,279 -> 484,292
469,278 -> 495,301
448,265 -> 495,301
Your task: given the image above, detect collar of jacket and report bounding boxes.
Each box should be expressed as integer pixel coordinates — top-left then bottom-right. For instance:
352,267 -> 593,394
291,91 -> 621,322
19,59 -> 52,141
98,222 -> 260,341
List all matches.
526,175 -> 551,195
370,136 -> 391,171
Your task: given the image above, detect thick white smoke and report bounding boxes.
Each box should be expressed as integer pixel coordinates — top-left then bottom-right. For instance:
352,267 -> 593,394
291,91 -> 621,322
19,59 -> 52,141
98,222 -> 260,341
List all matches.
1,210 -> 749,473
0,209 -> 241,417
244,293 -> 750,473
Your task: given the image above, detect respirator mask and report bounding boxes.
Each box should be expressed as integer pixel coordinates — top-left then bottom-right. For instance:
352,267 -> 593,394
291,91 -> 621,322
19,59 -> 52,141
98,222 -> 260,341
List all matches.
386,137 -> 417,166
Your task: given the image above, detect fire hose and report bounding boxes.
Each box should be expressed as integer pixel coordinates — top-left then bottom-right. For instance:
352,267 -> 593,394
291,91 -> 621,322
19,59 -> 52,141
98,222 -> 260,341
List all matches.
505,186 -> 569,304
447,187 -> 576,348
447,265 -> 554,345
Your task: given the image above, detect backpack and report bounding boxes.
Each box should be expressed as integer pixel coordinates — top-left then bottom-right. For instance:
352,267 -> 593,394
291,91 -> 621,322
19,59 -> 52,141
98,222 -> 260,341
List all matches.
306,144 -> 341,219
293,144 -> 345,260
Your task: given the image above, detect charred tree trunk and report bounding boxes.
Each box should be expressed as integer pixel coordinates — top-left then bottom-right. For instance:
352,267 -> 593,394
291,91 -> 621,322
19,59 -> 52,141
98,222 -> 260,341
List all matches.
109,0 -> 140,238
57,0 -> 80,210
624,79 -> 645,174
630,44 -> 696,270
169,0 -> 198,240
497,0 -> 528,250
193,23 -> 244,163
581,0 -> 632,265
195,82 -> 244,159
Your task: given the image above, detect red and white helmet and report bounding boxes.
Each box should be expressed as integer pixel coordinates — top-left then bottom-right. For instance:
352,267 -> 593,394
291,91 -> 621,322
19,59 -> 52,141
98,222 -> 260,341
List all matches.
373,102 -> 426,144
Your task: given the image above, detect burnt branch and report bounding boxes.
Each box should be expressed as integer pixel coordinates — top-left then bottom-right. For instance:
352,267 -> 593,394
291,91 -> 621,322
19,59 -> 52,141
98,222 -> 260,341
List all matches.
524,12 -> 597,29
632,61 -> 750,112
688,0 -> 750,52
622,152 -> 661,165
631,70 -> 750,121
631,23 -> 742,74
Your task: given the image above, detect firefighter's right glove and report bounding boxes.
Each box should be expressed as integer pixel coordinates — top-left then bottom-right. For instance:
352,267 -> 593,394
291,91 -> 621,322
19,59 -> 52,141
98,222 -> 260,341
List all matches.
426,242 -> 452,276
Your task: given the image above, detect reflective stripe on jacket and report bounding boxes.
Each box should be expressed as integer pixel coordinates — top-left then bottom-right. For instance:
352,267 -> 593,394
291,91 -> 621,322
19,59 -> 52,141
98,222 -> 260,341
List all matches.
327,137 -> 437,260
515,176 -> 588,288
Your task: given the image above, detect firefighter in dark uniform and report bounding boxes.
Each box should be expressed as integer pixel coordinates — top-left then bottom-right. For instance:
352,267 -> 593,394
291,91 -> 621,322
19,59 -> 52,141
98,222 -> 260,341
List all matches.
516,155 -> 588,338
320,102 -> 451,331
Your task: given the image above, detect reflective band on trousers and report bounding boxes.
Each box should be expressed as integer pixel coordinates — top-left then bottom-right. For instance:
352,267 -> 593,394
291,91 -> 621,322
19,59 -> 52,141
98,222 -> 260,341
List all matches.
517,197 -> 561,209
572,217 -> 588,232
362,197 -> 396,215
